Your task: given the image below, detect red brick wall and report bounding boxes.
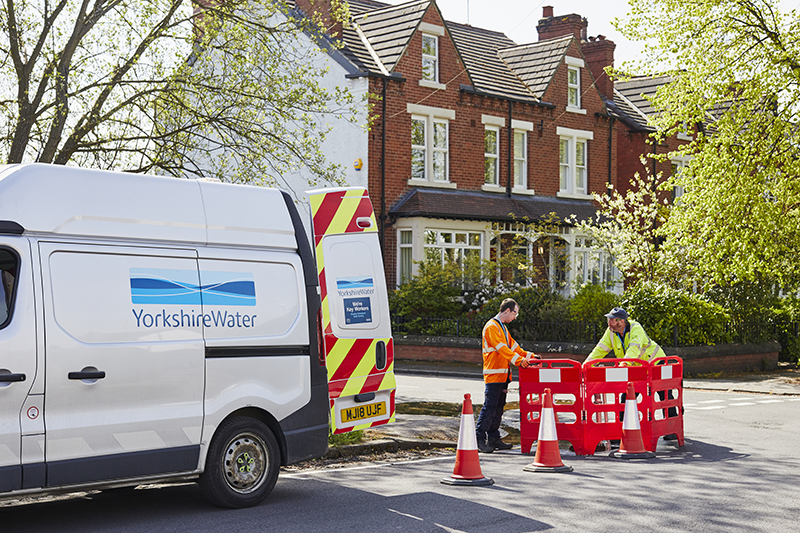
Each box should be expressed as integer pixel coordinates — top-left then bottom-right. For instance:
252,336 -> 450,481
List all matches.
369,10 -> 615,286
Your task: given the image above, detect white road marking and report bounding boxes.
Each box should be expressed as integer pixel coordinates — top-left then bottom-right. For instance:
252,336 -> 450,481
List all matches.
696,399 -> 726,404
756,399 -> 784,404
690,405 -> 727,410
389,509 -> 424,521
728,403 -> 756,406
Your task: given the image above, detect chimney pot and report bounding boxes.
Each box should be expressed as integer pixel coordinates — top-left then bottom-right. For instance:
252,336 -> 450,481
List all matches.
543,6 -> 554,18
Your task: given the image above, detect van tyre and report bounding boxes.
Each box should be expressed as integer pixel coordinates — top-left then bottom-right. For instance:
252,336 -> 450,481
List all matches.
200,417 -> 280,508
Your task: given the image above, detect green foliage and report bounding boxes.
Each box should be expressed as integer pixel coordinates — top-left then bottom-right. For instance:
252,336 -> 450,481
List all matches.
0,0 -> 360,192
329,429 -> 363,446
620,281 -> 730,347
774,296 -> 800,362
704,280 -> 781,321
614,0 -> 800,290
569,284 -> 620,324
389,260 -> 463,318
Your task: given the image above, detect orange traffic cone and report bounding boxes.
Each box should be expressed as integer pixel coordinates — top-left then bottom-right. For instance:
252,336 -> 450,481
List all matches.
524,388 -> 573,473
611,382 -> 655,459
441,393 -> 494,486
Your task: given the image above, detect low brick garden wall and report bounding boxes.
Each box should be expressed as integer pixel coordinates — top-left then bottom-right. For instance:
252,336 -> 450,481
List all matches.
393,335 -> 781,376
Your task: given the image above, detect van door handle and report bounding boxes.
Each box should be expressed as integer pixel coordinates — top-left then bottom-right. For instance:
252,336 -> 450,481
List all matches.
375,340 -> 387,371
0,373 -> 26,382
68,370 -> 106,380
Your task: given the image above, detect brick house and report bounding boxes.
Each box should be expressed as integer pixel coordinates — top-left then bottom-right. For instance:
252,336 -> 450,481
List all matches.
296,1 -> 681,295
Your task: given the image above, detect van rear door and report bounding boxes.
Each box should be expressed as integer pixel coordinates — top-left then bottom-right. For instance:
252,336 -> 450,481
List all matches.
308,188 -> 395,434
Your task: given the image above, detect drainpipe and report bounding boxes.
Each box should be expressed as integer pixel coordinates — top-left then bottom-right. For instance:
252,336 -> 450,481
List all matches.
380,77 -> 387,254
507,100 -> 513,197
607,116 -> 615,195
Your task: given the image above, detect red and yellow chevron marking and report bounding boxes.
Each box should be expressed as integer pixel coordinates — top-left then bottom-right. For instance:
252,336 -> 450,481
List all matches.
307,187 -> 395,434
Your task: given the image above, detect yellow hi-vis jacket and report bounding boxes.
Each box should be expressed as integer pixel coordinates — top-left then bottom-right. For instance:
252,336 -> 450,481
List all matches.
482,316 -> 531,383
585,319 -> 666,362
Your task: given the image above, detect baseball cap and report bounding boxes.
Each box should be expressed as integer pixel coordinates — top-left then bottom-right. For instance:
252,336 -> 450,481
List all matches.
604,307 -> 628,320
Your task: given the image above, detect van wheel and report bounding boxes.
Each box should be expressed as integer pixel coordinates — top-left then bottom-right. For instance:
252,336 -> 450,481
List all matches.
200,417 -> 280,508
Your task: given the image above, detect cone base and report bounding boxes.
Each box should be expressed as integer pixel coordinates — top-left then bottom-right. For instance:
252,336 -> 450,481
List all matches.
609,450 -> 655,459
523,463 -> 573,473
441,476 -> 495,486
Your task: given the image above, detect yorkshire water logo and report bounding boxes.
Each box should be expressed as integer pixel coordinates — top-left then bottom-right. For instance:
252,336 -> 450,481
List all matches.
336,276 -> 374,298
130,268 -> 255,306
130,269 -> 257,329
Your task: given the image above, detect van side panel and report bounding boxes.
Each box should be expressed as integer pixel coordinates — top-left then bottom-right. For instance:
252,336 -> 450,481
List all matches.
0,238 -> 37,492
40,244 -> 205,486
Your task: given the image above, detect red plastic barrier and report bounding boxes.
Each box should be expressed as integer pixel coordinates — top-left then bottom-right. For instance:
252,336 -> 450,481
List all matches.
581,359 -> 652,455
648,356 -> 685,449
518,360 -> 583,454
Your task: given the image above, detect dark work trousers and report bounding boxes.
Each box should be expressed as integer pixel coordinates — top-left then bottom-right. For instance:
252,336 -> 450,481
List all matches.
476,380 -> 509,444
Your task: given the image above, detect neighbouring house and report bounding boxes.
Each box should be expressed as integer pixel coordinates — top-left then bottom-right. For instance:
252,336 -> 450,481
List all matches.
293,1 -> 693,295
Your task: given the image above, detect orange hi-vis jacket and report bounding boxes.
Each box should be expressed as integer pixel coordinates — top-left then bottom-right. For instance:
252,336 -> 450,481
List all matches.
482,316 -> 530,383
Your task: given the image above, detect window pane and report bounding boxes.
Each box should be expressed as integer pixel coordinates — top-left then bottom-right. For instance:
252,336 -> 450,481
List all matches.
422,35 -> 436,55
469,233 -> 481,246
433,152 -> 446,181
576,141 -> 585,165
400,230 -> 412,245
425,247 -> 440,263
411,119 -> 425,146
422,58 -> 435,81
441,232 -> 452,244
400,247 -> 412,283
485,159 -> 497,184
514,160 -> 524,187
569,87 -> 578,107
485,129 -> 497,154
455,233 -> 467,244
424,230 -> 437,245
412,149 -> 425,180
575,252 -> 585,285
514,132 -> 525,158
0,249 -> 18,327
433,122 -> 447,148
559,139 -> 568,164
568,69 -> 578,85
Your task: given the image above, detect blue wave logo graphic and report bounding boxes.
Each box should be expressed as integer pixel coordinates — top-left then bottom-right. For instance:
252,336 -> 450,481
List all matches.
336,277 -> 374,289
131,269 -> 255,306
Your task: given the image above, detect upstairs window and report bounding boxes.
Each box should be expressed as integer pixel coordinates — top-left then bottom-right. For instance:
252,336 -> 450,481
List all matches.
557,127 -> 593,197
568,67 -> 580,107
421,34 -> 438,82
411,114 -> 449,182
484,126 -> 500,185
513,130 -> 527,188
565,56 -> 586,113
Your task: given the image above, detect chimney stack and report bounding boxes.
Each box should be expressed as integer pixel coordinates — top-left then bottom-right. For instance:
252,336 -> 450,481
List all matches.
582,35 -> 616,100
537,8 -> 587,42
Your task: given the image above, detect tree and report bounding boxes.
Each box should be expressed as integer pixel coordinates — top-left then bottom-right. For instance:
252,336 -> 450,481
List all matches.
614,0 -> 800,290
0,0 -> 360,190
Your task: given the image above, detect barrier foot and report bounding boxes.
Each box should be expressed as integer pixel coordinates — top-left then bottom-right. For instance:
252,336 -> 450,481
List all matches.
609,450 -> 655,459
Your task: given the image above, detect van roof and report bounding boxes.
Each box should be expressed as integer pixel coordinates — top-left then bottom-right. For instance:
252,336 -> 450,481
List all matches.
0,164 -> 297,250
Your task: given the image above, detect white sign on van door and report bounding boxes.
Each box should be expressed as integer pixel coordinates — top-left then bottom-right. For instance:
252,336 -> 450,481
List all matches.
337,276 -> 373,325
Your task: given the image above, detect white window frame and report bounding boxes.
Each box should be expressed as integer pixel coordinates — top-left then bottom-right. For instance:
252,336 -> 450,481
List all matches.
423,229 -> 483,271
513,129 -> 527,190
421,34 -> 438,83
565,56 -> 586,114
557,127 -> 593,199
398,229 -> 414,285
484,125 -> 500,186
407,104 -> 455,187
571,235 -> 618,291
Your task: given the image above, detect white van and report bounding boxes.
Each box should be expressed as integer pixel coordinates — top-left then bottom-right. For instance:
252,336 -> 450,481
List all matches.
0,164 -> 377,508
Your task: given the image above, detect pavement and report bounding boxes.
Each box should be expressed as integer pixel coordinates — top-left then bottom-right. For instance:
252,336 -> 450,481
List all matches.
321,359 -> 800,458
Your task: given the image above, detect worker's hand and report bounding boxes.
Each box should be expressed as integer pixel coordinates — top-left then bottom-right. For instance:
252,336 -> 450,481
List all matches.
519,358 -> 530,369
532,353 -> 542,360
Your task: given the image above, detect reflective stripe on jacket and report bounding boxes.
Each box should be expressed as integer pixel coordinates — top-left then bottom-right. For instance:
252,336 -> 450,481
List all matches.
585,319 -> 666,362
482,316 -> 529,383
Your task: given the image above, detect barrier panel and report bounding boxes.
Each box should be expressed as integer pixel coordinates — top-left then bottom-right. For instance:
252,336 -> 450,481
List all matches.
518,360 -> 583,454
648,356 -> 685,449
518,358 -> 684,456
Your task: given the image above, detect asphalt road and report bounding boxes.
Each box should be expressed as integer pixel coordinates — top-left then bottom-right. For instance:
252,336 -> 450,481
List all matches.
2,384 -> 799,532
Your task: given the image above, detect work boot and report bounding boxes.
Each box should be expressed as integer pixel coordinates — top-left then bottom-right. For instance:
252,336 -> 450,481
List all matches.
477,437 -> 494,453
488,438 -> 513,450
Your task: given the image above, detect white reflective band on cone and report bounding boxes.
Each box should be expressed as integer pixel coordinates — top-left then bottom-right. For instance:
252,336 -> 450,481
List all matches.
622,399 -> 640,431
458,410 -> 479,451
538,408 -> 559,441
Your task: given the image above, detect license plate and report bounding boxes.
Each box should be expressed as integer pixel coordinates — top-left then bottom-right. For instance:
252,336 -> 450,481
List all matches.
341,401 -> 387,423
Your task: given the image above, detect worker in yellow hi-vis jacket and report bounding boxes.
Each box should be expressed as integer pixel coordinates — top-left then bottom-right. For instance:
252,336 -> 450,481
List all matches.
476,298 -> 541,453
585,307 -> 666,362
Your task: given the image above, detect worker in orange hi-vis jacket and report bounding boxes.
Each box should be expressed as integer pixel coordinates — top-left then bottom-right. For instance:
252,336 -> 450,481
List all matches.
476,298 -> 541,453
